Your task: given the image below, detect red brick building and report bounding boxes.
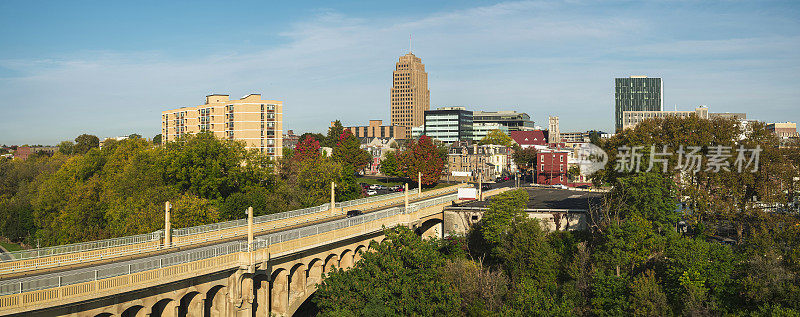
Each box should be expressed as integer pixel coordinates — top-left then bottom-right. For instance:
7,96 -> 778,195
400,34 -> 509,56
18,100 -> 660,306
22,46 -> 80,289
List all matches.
536,149 -> 569,185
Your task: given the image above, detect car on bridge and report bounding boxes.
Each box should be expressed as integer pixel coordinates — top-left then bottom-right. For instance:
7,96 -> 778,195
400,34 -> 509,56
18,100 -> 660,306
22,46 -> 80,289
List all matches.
346,210 -> 363,218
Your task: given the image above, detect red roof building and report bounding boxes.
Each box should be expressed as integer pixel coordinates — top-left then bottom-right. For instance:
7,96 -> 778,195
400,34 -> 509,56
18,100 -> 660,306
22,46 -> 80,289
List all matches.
509,130 -> 548,148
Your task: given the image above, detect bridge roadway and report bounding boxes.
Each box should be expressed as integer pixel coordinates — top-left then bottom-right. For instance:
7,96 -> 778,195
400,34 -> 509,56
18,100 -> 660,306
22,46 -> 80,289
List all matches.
0,183 -> 497,317
0,184 -> 465,280
0,186 -> 459,290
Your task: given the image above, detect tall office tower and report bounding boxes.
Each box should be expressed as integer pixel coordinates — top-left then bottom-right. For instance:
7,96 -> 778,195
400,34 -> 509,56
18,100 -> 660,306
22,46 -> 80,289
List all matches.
390,52 -> 430,139
548,116 -> 560,144
162,94 -> 283,160
614,76 -> 663,132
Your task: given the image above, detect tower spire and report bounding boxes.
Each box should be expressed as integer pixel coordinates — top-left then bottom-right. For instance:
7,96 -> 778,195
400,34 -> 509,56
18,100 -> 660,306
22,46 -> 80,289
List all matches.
409,34 -> 412,53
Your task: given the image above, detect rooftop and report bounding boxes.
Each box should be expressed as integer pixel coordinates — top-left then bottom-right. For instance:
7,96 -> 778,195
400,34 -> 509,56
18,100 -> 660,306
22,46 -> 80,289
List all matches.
456,187 -> 603,211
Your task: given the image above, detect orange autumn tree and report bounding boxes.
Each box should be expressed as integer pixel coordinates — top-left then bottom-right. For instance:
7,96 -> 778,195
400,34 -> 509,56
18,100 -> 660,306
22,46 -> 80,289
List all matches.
398,135 -> 445,186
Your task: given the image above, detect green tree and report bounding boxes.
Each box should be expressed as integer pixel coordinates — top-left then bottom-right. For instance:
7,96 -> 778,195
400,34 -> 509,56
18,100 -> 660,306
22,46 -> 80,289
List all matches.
479,129 -> 515,147
481,189 -> 529,246
332,130 -> 371,174
325,120 -> 345,148
160,132 -> 255,200
73,134 -> 100,154
152,134 -> 162,145
57,141 -> 75,155
314,227 -> 462,316
512,147 -> 537,178
630,270 -> 671,317
379,150 -> 401,177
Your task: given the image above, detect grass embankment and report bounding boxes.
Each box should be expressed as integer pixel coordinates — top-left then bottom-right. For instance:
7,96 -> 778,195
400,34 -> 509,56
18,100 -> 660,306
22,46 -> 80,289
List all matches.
0,240 -> 23,252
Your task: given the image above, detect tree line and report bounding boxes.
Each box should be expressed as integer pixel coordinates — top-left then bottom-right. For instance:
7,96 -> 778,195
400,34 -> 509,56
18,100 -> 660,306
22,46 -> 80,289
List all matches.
0,128 -> 375,247
313,116 -> 800,316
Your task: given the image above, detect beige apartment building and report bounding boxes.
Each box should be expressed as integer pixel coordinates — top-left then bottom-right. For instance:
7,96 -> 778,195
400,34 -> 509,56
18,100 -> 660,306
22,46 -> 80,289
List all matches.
161,94 -> 283,159
622,106 -> 747,130
344,120 -> 407,139
390,52 -> 430,139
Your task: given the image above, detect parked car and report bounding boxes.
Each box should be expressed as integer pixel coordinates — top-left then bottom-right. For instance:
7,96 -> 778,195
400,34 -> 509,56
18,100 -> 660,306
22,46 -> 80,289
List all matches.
369,184 -> 380,190
394,186 -> 405,192
359,183 -> 370,189
366,190 -> 378,196
577,185 -> 591,189
346,210 -> 363,218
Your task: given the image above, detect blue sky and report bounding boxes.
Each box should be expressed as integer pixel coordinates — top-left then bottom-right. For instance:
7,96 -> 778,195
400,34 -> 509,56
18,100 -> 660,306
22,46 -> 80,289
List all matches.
1,0 -> 798,145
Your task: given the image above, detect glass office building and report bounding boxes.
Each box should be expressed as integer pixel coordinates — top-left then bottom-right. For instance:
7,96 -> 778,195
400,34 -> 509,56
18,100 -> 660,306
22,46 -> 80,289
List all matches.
614,76 -> 663,132
423,107 -> 473,143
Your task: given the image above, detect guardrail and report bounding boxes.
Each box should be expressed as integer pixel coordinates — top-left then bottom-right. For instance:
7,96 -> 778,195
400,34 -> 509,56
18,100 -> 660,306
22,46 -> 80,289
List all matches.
0,231 -> 163,262
336,189 -> 418,209
0,183 -> 467,276
0,192 -> 460,301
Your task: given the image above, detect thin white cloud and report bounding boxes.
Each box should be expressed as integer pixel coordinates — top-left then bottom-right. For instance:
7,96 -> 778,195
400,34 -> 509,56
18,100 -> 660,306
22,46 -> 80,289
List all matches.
0,0 -> 798,144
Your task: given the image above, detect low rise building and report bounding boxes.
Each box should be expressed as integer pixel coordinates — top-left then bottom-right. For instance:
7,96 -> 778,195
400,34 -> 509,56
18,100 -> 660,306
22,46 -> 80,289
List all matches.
767,122 -> 799,147
536,148 -> 569,185
283,130 -> 300,149
473,110 -> 535,131
622,106 -> 748,130
446,144 -> 498,183
344,120 -> 406,140
472,123 -> 508,142
509,130 -> 548,148
359,137 -> 398,175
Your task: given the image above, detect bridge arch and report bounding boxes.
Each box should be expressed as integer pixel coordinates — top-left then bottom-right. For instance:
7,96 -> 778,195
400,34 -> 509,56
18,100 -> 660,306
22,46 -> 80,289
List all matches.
150,298 -> 178,317
205,284 -> 228,317
120,301 -> 145,317
323,254 -> 339,276
94,313 -> 113,317
306,258 -> 324,287
178,290 -> 202,317
289,263 -> 308,303
417,218 -> 444,239
339,249 -> 354,269
354,245 -> 367,263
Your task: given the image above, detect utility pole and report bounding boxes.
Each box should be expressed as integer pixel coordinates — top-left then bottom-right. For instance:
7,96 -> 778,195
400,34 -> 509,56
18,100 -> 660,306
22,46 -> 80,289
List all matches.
247,207 -> 253,252
404,183 -> 409,211
164,201 -> 172,248
418,172 -> 422,198
330,182 -> 336,215
478,172 -> 483,201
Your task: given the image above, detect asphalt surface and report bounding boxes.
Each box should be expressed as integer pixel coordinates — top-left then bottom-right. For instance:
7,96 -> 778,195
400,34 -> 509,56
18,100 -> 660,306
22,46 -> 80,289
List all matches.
457,186 -> 603,211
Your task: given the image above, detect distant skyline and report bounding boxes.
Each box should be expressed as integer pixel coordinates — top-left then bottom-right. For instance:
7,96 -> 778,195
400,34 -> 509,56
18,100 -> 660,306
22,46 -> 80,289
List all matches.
1,0 -> 799,145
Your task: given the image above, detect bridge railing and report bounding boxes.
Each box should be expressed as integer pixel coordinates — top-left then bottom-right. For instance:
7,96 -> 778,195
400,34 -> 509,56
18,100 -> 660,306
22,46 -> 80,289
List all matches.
0,231 -> 163,262
0,240 -> 248,297
335,189 -> 418,209
0,183 -> 466,276
172,203 -> 331,238
0,191 -> 463,313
